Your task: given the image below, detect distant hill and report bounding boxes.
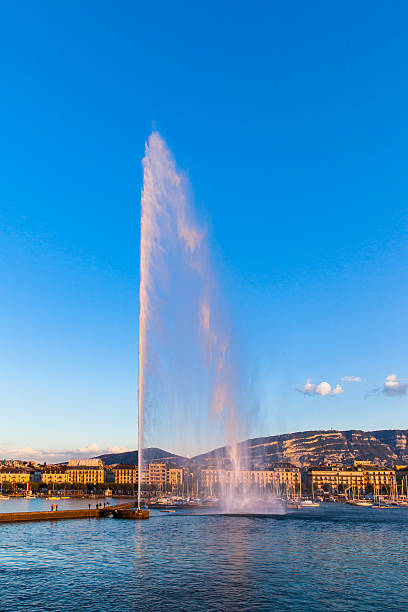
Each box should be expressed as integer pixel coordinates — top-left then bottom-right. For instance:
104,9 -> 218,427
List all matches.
95,447 -> 188,466
192,429 -> 408,468
95,430 -> 408,468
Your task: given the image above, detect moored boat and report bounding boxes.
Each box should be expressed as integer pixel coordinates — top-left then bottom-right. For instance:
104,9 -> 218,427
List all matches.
371,504 -> 393,509
300,500 -> 320,508
286,499 -> 302,510
347,500 -> 372,507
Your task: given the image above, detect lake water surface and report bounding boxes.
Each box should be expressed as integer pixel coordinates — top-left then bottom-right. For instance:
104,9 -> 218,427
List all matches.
0,502 -> 406,611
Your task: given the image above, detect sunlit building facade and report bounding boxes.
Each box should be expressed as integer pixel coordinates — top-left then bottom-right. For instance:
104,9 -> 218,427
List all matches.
0,468 -> 30,485
201,465 -> 300,490
306,465 -> 396,491
112,463 -> 183,487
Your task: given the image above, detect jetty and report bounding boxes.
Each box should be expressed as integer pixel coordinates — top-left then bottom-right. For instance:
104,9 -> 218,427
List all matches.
0,500 -> 138,524
113,508 -> 150,520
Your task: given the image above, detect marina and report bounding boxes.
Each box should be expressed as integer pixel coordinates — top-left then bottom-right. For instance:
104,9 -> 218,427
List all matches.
1,490 -> 408,525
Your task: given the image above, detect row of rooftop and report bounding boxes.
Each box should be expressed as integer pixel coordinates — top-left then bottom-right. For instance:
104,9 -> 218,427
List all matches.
1,458 -> 408,491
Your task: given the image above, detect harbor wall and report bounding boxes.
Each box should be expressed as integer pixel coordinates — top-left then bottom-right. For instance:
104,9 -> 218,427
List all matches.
0,500 -> 137,524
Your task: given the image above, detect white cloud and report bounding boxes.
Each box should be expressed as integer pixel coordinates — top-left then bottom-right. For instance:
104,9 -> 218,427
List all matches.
78,444 -> 101,453
315,381 -> 332,396
0,444 -> 133,463
331,384 -> 344,395
341,376 -> 362,383
106,445 -> 132,454
382,374 -> 408,397
7,446 -> 46,459
296,379 -> 344,397
297,379 -> 316,395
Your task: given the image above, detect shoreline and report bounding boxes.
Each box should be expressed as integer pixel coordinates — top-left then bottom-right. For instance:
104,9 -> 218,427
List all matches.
0,500 -> 137,524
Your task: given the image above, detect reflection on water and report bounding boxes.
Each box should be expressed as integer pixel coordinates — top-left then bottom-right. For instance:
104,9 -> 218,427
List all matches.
0,504 -> 407,611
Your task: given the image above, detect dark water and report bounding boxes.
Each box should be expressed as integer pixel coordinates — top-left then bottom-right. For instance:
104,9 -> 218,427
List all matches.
0,504 -> 407,611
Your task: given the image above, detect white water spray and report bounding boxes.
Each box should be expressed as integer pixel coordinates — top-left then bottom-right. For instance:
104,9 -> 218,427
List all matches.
138,132 -> 275,513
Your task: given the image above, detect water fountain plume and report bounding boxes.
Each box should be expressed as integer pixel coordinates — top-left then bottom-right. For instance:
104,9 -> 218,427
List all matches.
138,132 -> 280,514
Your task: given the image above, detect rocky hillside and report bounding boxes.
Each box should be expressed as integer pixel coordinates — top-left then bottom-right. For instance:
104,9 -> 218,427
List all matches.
96,447 -> 187,466
95,430 -> 408,468
193,429 -> 408,468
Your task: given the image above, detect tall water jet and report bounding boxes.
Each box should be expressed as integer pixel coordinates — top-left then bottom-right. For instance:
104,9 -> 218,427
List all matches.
138,132 -> 263,512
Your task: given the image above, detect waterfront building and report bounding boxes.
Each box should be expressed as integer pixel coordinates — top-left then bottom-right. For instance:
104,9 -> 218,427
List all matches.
30,470 -> 43,483
148,463 -> 183,486
0,468 -> 31,485
41,463 -> 112,487
112,465 -> 142,485
104,467 -> 115,484
306,464 -> 396,492
306,466 -> 365,491
272,464 -> 302,488
148,463 -> 167,486
362,466 -> 396,489
395,466 -> 408,494
112,463 -> 183,487
41,466 -> 68,485
167,467 -> 183,485
201,465 -> 300,491
66,466 -> 105,486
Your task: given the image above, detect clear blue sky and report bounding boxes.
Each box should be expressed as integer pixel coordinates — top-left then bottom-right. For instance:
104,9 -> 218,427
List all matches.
1,2 -> 407,460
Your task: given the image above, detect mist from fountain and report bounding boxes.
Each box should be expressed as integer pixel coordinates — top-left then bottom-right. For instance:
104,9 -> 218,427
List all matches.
138,132 -> 281,514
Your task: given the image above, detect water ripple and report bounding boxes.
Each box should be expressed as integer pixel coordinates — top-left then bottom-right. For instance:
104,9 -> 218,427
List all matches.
0,505 -> 406,610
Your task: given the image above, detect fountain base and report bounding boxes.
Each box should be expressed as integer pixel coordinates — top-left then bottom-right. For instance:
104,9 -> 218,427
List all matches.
114,508 -> 150,520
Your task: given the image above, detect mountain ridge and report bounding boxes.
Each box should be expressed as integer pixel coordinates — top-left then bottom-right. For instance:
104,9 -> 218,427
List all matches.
96,447 -> 189,466
96,429 -> 408,468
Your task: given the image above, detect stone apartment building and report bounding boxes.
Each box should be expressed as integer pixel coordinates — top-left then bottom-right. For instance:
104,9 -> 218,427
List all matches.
0,467 -> 31,485
201,464 -> 301,490
305,463 -> 396,491
41,459 -> 106,487
112,463 -> 183,487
